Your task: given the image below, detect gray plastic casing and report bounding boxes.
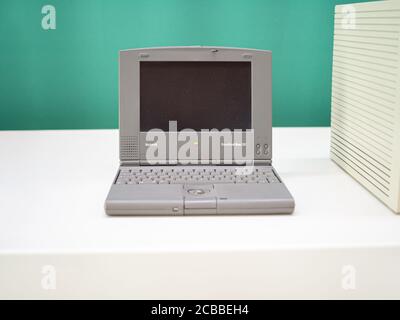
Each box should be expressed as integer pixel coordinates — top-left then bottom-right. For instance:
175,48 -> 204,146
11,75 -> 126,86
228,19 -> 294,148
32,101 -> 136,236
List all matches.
118,46 -> 272,165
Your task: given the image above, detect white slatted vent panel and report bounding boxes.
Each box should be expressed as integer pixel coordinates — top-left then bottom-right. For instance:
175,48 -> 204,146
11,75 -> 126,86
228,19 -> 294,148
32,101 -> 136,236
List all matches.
331,1 -> 400,213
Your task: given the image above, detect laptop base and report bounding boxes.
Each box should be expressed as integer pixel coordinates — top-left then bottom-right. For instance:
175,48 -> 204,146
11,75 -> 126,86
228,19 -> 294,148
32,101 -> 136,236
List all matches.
105,166 -> 295,216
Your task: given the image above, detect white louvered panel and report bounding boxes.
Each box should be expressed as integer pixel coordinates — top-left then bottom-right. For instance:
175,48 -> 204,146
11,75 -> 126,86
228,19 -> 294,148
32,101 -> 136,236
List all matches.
331,130 -> 392,174
332,72 -> 396,97
333,44 -> 398,62
331,1 -> 400,213
331,112 -> 393,150
335,11 -> 400,19
333,54 -> 397,74
332,99 -> 393,133
332,82 -> 395,110
332,102 -> 394,137
334,32 -> 399,44
334,39 -> 399,54
331,123 -> 393,166
334,17 -> 400,25
332,64 -> 397,89
334,22 -> 400,32
335,29 -> 400,39
331,94 -> 395,123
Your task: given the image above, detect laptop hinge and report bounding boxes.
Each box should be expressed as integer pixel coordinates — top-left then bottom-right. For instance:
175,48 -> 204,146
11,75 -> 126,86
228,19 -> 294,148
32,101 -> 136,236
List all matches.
254,160 -> 272,166
120,160 -> 140,166
122,160 -> 272,166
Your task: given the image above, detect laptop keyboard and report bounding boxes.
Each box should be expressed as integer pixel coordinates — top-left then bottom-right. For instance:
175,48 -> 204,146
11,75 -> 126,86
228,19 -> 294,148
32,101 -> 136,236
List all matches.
115,166 -> 280,185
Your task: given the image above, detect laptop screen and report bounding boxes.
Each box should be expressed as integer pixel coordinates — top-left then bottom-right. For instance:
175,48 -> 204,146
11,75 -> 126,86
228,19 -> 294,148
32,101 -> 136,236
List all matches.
140,61 -> 252,132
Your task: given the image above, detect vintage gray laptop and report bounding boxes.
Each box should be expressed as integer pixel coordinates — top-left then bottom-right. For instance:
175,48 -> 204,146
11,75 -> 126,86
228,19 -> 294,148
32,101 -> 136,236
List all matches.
105,47 -> 295,215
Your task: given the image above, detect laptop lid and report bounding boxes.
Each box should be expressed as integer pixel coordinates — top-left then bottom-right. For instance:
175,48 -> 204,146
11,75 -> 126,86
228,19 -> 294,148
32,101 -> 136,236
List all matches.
119,47 -> 272,165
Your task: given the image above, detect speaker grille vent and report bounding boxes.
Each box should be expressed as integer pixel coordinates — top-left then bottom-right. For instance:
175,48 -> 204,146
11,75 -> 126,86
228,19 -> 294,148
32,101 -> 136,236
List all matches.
332,1 -> 400,213
120,136 -> 139,161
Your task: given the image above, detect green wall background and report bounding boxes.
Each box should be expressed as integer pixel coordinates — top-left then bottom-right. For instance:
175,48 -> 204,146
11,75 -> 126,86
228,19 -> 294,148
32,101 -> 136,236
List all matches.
0,0 -> 372,130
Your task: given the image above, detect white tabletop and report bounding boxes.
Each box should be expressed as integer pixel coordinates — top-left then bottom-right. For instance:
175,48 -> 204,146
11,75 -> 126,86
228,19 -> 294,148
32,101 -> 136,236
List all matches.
1,128 -> 399,299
